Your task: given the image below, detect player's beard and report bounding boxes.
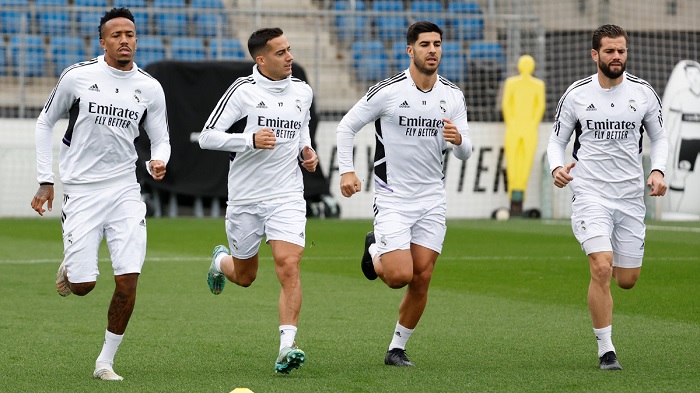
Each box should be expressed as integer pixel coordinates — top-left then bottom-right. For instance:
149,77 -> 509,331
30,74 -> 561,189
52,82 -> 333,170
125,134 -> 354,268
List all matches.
413,57 -> 438,76
599,59 -> 626,79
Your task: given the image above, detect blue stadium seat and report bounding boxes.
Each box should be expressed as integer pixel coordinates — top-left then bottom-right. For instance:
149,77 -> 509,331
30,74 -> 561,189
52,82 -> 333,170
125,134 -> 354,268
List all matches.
76,11 -> 105,37
134,35 -> 166,69
0,39 -> 7,75
74,0 -> 110,37
190,0 -> 223,8
468,40 -> 505,69
409,0 -> 444,28
75,0 -> 110,5
391,40 -> 408,74
207,38 -> 246,60
10,35 -> 47,77
189,0 -> 225,37
334,0 -> 368,42
90,39 -> 104,57
35,0 -> 71,35
0,0 -> 31,34
170,37 -> 206,61
192,13 -> 227,37
114,0 -> 150,35
447,1 -> 484,41
352,40 -> 389,83
439,41 -> 467,84
153,0 -> 188,36
50,36 -> 87,76
372,0 -> 407,43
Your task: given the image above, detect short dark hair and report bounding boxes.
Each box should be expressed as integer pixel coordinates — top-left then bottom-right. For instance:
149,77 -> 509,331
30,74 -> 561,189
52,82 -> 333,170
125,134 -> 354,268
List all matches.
248,27 -> 284,59
98,7 -> 135,39
406,21 -> 443,45
592,24 -> 628,51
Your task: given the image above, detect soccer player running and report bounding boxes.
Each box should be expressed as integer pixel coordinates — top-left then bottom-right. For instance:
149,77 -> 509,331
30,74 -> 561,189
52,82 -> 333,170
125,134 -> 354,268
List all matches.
199,27 -> 318,375
30,8 -> 171,381
337,21 -> 473,367
547,24 -> 668,370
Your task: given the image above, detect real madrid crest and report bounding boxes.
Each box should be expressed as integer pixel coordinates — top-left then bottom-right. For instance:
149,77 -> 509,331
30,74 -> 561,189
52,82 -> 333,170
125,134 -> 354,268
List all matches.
295,99 -> 302,113
439,99 -> 446,113
628,99 -> 637,112
133,89 -> 142,104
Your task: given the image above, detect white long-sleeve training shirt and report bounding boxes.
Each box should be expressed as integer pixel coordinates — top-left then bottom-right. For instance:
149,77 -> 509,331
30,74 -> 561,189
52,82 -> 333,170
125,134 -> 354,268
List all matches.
35,55 -> 171,188
337,70 -> 472,200
548,72 -> 668,199
198,65 -> 313,205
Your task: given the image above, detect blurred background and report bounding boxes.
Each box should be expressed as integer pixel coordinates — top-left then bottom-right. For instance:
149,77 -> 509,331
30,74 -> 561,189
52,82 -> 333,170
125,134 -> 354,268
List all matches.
1,0 -> 698,219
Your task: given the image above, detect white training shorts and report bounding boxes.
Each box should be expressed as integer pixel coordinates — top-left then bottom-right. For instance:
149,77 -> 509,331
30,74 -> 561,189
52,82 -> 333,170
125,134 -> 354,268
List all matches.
571,193 -> 646,268
372,194 -> 447,255
225,196 -> 306,259
62,181 -> 147,283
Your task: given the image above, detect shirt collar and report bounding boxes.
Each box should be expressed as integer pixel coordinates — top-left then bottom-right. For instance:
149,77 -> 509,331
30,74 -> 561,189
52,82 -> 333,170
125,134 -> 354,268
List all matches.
252,65 -> 290,93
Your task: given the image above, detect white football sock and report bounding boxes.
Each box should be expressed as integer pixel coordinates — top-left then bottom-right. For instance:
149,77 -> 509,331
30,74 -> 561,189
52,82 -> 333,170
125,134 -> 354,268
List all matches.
279,325 -> 297,352
368,243 -> 378,261
96,330 -> 123,367
214,252 -> 226,273
594,325 -> 616,357
388,322 -> 414,350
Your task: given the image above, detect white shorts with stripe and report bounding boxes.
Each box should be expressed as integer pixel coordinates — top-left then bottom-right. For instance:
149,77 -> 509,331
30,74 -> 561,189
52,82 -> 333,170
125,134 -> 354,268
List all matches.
225,196 -> 306,259
61,180 -> 147,283
571,193 -> 646,268
372,194 -> 447,255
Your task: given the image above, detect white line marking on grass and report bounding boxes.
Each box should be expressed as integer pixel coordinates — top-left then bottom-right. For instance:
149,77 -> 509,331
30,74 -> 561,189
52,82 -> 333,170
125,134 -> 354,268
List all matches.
646,225 -> 700,233
2,255 -> 698,264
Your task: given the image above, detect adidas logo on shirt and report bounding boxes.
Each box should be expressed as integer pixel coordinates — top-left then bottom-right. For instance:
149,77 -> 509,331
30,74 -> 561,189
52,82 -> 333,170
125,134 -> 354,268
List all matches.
88,84 -> 100,92
399,101 -> 410,108
586,103 -> 596,111
256,101 -> 267,109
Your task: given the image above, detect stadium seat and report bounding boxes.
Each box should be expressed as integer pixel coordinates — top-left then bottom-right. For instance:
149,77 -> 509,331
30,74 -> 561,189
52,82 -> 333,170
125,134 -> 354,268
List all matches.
113,0 -> 150,35
334,0 -> 368,42
9,35 -> 47,77
351,40 -> 389,83
190,0 -> 223,8
76,11 -> 106,37
409,0 -> 444,28
0,38 -> 7,75
192,13 -> 227,37
50,36 -> 87,76
170,37 -> 206,61
447,1 -> 484,41
74,0 -> 110,37
189,0 -> 226,37
208,37 -> 246,60
468,40 -> 506,70
391,40 -> 408,74
0,0 -> 31,34
134,35 -> 166,69
372,0 -> 408,43
90,39 -> 104,57
35,0 -> 71,35
439,41 -> 467,84
153,0 -> 188,36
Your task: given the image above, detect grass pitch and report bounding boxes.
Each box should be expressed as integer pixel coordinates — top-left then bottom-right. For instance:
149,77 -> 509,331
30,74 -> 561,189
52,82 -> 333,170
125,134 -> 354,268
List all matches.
0,218 -> 698,392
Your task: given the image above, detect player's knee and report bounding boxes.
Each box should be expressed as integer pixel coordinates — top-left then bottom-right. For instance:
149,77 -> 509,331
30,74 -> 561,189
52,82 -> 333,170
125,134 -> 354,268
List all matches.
617,280 -> 636,290
234,272 -> 256,287
384,272 -> 412,289
70,281 -> 96,296
614,272 -> 639,290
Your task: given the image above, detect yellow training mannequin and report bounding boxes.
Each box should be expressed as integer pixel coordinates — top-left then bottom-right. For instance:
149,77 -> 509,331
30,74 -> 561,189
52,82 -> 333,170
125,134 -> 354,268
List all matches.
501,54 -> 545,215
